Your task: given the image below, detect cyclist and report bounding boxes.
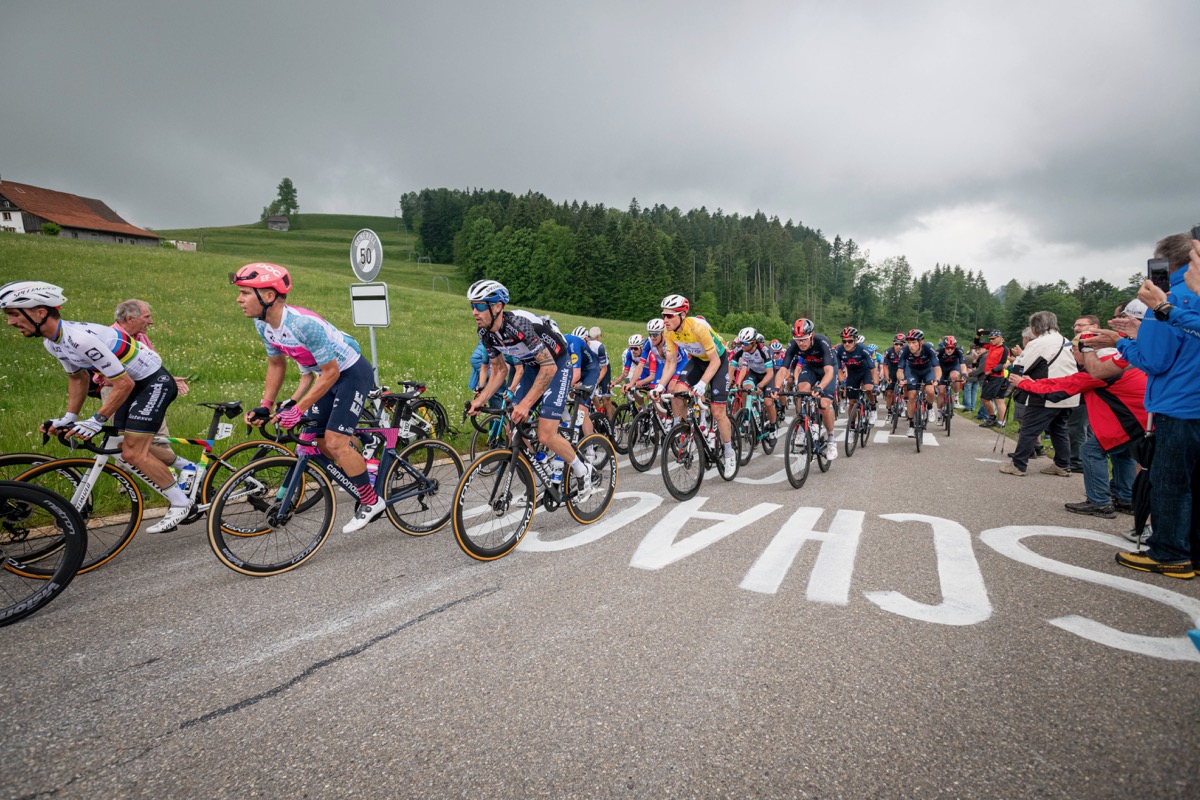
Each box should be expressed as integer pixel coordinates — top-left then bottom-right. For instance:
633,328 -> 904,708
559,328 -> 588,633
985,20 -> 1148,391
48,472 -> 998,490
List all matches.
730,327 -> 779,440
568,326 -> 600,442
882,333 -> 907,422
654,295 -> 736,475
230,264 -> 383,533
635,318 -> 688,395
935,335 -> 965,419
777,318 -> 838,460
834,326 -> 879,426
466,281 -> 597,500
586,327 -> 613,421
1,281 -> 191,533
900,329 -> 943,438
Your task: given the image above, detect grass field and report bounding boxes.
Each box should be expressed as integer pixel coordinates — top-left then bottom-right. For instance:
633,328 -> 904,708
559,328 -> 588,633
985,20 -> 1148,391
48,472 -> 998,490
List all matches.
0,216 -> 646,455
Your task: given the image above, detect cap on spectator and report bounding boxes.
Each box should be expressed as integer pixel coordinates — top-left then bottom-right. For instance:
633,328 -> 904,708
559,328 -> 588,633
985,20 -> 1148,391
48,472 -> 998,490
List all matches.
1123,298 -> 1149,320
989,330 -> 1003,338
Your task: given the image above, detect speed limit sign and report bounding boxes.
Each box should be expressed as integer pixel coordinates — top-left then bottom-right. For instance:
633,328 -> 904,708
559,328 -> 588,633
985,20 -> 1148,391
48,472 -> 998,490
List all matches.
350,229 -> 384,282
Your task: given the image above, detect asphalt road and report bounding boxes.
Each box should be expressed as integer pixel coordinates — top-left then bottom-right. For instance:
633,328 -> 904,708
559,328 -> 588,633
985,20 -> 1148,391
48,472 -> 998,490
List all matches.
4,411 -> 1198,799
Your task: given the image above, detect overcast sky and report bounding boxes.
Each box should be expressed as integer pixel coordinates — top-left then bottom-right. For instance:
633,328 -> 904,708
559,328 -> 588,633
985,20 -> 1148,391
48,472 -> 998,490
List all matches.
3,1 -> 1198,290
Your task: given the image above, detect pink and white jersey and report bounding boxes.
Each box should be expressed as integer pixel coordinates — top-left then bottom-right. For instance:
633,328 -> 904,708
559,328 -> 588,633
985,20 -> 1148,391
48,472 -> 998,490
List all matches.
254,306 -> 361,372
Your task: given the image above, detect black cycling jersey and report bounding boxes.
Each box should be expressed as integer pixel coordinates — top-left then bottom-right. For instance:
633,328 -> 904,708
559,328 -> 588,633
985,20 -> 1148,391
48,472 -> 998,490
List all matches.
936,346 -> 964,373
782,333 -> 834,373
883,347 -> 904,370
479,309 -> 567,366
899,342 -> 938,371
834,344 -> 875,373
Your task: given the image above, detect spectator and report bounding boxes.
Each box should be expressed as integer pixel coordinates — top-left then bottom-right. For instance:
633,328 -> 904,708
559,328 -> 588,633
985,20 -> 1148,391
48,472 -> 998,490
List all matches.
1000,311 -> 1078,477
962,344 -> 983,413
96,299 -> 196,479
975,329 -> 1009,427
1088,231 -> 1200,579
468,341 -> 489,393
1066,315 -> 1100,472
1013,338 -> 1147,517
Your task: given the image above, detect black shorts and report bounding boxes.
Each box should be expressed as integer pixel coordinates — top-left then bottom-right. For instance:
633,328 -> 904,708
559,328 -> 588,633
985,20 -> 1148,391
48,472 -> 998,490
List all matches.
981,375 -> 1007,401
682,352 -> 730,403
116,367 -> 178,435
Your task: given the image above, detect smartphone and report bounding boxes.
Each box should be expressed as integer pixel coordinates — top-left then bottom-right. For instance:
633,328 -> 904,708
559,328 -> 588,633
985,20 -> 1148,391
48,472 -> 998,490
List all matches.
1147,258 -> 1171,292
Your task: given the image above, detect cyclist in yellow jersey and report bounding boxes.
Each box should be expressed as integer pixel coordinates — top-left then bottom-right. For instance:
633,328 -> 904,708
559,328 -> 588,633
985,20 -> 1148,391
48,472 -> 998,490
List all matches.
654,294 -> 737,476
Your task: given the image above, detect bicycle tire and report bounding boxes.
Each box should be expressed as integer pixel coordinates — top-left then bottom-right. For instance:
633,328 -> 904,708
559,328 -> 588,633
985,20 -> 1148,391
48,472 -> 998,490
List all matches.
410,398 -> 450,440
915,402 -> 925,453
202,439 -> 294,504
452,450 -> 536,561
0,452 -> 57,482
891,399 -> 901,434
382,439 -> 463,536
661,423 -> 704,501
207,456 -> 334,576
0,482 -> 87,626
469,423 -> 511,475
627,410 -> 660,473
735,409 -> 754,467
610,404 -> 634,455
816,428 -> 831,473
783,416 -> 813,489
944,403 -> 952,436
845,406 -> 859,457
567,433 -> 617,524
11,458 -> 141,576
860,411 -> 871,448
760,411 -> 777,456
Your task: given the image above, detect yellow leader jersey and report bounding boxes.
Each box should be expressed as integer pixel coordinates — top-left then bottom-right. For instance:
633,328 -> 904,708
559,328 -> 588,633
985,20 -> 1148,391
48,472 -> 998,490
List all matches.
665,317 -> 728,362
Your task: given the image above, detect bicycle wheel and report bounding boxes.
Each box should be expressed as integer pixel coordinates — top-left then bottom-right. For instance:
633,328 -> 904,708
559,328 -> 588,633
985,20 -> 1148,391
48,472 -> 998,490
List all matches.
12,459 -> 141,576
452,450 -> 536,561
860,411 -> 871,448
410,398 -> 450,440
207,456 -> 334,576
891,399 -> 901,434
382,439 -> 463,536
567,433 -> 617,524
760,412 -> 777,456
816,429 -> 831,473
610,403 -> 634,455
0,452 -> 57,482
915,402 -> 925,452
627,410 -> 660,473
471,408 -> 504,434
589,411 -> 613,442
845,406 -> 859,457
0,482 -> 87,626
735,409 -> 754,467
661,423 -> 704,501
944,402 -> 953,436
202,439 -> 294,504
469,422 -> 511,474
783,416 -> 812,489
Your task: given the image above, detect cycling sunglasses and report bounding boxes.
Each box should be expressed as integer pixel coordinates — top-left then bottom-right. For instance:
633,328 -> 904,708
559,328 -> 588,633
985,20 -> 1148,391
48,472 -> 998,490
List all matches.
470,302 -> 492,311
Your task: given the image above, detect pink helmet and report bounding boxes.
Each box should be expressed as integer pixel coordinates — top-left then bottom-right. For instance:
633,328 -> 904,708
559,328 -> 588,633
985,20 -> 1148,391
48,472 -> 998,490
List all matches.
230,263 -> 291,295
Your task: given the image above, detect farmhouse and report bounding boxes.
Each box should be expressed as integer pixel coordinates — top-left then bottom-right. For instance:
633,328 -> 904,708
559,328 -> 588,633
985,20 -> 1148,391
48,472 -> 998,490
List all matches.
266,214 -> 290,231
0,180 -> 159,246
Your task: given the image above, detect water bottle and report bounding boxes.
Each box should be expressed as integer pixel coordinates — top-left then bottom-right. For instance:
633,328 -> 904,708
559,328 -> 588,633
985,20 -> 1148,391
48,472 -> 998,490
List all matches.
550,455 -> 564,485
178,464 -> 197,493
532,451 -> 548,486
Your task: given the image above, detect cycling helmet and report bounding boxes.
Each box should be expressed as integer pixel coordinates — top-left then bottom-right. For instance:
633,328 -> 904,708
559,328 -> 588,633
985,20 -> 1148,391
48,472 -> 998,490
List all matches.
660,294 -> 690,314
866,344 -> 879,355
893,333 -> 906,345
793,318 -> 814,337
571,326 -> 589,339
756,333 -> 766,344
906,328 -> 925,341
769,339 -> 782,352
735,326 -> 759,345
628,334 -> 645,348
856,335 -> 865,345
466,279 -> 509,305
231,263 -> 291,295
841,326 -> 859,340
0,281 -> 67,309
646,318 -> 665,335
945,335 -> 957,349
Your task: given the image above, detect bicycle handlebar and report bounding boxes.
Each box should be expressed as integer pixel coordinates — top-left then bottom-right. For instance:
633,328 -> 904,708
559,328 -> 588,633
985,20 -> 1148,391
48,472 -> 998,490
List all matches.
41,422 -> 123,455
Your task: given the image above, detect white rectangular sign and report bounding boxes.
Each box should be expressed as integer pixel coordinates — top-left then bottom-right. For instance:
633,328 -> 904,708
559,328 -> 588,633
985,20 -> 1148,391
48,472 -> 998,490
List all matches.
350,282 -> 390,328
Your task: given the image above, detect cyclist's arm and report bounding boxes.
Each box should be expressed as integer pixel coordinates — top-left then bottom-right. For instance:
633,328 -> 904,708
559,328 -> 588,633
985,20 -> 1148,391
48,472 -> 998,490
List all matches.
515,349 -> 559,415
292,358 -> 341,414
817,365 -> 835,392
289,371 -> 317,405
63,370 -> 91,418
261,354 -> 288,407
94,372 -> 135,420
473,355 -> 510,408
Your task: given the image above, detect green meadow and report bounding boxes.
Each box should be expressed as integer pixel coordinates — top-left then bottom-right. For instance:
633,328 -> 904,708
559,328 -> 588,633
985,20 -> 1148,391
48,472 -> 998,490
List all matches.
0,216 -> 647,455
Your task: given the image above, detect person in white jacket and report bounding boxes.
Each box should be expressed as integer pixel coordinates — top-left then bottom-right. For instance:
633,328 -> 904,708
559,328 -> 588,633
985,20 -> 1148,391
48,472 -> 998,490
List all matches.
1000,311 -> 1080,477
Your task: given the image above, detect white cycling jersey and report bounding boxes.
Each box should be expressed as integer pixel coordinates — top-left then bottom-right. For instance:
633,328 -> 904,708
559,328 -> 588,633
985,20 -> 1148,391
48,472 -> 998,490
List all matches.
44,320 -> 163,380
255,305 -> 361,372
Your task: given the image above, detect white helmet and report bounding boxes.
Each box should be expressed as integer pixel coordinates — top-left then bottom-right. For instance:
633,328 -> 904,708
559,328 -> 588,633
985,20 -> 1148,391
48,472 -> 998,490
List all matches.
571,326 -> 589,339
646,318 -> 665,334
628,334 -> 645,348
0,281 -> 67,309
857,335 -> 866,345
466,280 -> 508,305
735,326 -> 758,345
660,294 -> 689,314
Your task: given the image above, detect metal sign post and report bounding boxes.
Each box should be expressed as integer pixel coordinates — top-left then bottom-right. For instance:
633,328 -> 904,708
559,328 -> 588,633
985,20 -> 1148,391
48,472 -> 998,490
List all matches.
350,230 -> 386,387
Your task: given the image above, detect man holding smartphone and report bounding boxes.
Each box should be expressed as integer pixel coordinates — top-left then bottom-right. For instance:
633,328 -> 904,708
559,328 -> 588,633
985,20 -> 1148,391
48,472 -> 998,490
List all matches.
1087,230 -> 1200,579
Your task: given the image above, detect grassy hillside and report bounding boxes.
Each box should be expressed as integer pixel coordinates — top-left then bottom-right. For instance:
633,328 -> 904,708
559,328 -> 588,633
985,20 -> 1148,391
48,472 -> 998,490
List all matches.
0,224 -> 646,454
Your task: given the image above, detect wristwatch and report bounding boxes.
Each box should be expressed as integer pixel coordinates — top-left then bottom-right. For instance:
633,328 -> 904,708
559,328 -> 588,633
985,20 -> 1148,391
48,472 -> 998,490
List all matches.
1153,302 -> 1174,322
92,413 -> 109,423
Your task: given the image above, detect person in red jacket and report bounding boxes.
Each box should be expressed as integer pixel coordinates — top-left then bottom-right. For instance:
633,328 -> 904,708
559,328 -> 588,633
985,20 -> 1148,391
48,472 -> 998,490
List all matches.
1009,346 -> 1147,518
974,329 -> 1010,426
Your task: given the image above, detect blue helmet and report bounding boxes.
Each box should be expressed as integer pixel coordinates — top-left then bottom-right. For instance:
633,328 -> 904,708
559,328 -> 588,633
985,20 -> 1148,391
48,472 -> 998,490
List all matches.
866,344 -> 878,355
